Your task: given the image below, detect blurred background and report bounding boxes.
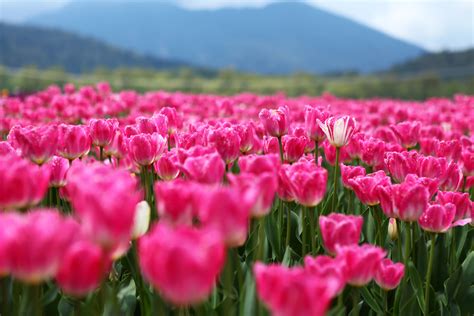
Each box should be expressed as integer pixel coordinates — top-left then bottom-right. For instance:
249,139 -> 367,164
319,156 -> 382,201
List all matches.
0,0 -> 473,99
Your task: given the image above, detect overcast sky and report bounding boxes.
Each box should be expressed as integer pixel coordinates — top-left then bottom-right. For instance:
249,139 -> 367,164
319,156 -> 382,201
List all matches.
1,0 -> 472,51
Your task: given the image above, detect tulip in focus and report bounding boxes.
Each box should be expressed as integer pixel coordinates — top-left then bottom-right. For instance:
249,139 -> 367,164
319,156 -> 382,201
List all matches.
319,213 -> 363,255
128,133 -> 167,166
10,125 -> 58,165
258,105 -> 290,137
318,116 -> 356,148
283,159 -> 327,207
57,124 -> 91,161
336,244 -> 386,287
348,171 -> 391,206
418,203 -> 456,233
374,258 -> 405,291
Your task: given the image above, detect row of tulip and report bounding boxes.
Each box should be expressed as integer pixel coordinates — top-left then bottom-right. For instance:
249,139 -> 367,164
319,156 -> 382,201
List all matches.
0,82 -> 473,316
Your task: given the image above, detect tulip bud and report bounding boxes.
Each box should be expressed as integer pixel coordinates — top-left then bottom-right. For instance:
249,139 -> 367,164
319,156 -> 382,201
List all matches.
388,218 -> 398,241
132,201 -> 151,239
258,105 -> 290,137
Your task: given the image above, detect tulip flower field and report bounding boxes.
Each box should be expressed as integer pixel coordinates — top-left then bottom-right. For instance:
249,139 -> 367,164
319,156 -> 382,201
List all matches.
0,82 -> 473,316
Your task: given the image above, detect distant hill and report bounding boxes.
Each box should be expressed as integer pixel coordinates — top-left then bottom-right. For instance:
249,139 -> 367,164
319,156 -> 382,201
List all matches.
0,22 -> 187,73
388,48 -> 474,79
27,1 -> 425,74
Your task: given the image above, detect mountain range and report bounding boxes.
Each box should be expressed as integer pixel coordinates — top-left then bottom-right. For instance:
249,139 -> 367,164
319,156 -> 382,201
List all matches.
0,22 -> 187,73
26,1 -> 425,74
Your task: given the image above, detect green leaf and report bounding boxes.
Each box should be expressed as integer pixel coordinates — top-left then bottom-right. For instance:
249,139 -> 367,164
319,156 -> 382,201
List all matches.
118,278 -> 136,316
58,297 -> 75,316
408,261 -> 425,313
240,271 -> 256,316
360,286 -> 383,314
264,213 -> 281,259
282,246 -> 292,267
41,284 -> 59,306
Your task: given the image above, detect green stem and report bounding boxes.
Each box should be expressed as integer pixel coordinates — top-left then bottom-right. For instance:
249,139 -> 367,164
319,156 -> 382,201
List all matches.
372,205 -> 383,247
449,228 -> 457,273
277,136 -> 284,163
302,206 -> 307,258
352,287 -> 360,316
1,277 -> 10,316
308,206 -> 316,255
99,146 -> 104,161
424,234 -> 436,316
168,132 -> 172,151
257,218 -> 266,262
331,147 -> 341,212
222,250 -> 235,314
404,222 -> 412,267
314,140 -> 319,163
20,284 -> 41,316
285,203 -> 291,250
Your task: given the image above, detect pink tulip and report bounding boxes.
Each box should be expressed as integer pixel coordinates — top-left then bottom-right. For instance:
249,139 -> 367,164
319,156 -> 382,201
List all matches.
198,186 -> 252,247
277,164 -> 296,202
47,156 -> 69,187
0,213 -> 22,275
57,124 -> 91,160
139,224 -> 226,306
207,127 -> 241,164
304,255 -> 348,295
104,131 -> 128,159
259,105 -> 290,137
460,150 -> 474,176
5,209 -> 79,283
128,133 -> 166,166
348,171 -> 391,206
154,150 -> 180,180
336,244 -> 386,287
283,159 -> 327,207
304,105 -> 330,142
319,213 -> 363,255
378,177 -> 430,221
10,125 -> 58,165
238,154 -> 280,175
418,203 -> 456,233
438,160 -> 463,191
318,116 -> 356,148
436,191 -> 472,221
374,258 -> 405,291
254,263 -> 338,316
360,138 -> 386,169
159,107 -> 182,133
155,179 -> 197,226
263,136 -> 280,154
66,162 -> 141,249
385,151 -> 419,183
179,151 -> 225,184
0,141 -> 15,156
235,123 -> 261,155
340,164 -> 366,189
390,121 -> 421,148
0,154 -> 50,210
228,171 -> 278,218
89,119 -> 118,147
282,135 -> 307,163
56,239 -> 107,297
